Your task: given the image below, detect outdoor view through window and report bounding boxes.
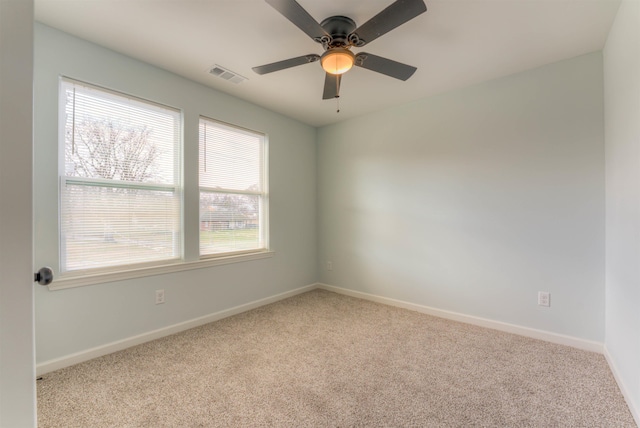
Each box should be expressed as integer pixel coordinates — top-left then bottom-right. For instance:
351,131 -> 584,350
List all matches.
199,118 -> 267,256
60,79 -> 181,273
59,78 -> 267,277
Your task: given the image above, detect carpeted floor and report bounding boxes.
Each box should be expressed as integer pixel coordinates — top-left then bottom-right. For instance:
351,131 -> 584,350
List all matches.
38,289 -> 636,427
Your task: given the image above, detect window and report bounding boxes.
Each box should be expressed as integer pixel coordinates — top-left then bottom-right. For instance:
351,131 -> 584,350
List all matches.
59,79 -> 182,273
54,79 -> 271,287
199,118 -> 268,257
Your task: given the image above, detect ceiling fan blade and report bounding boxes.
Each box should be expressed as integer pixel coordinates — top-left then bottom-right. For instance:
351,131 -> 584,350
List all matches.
350,0 -> 426,46
265,0 -> 330,42
355,53 -> 417,81
252,54 -> 320,75
322,73 -> 341,100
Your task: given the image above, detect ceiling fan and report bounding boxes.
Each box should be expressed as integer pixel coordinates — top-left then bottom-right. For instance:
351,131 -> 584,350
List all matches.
252,0 -> 427,101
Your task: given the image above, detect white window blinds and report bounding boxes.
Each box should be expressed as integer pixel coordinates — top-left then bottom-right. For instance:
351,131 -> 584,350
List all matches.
60,79 -> 182,273
199,118 -> 267,256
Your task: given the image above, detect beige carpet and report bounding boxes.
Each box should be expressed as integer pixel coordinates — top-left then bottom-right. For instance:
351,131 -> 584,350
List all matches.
38,289 -> 636,427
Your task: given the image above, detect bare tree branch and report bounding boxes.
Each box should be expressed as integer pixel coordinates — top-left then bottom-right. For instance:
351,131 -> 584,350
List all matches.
66,119 -> 161,182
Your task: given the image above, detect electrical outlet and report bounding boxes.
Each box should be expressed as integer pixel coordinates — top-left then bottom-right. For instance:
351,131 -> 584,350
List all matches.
155,289 -> 165,305
538,291 -> 550,307
326,261 -> 333,271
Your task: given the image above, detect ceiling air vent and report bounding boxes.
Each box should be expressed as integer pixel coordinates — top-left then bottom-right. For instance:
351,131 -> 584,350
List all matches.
208,65 -> 247,84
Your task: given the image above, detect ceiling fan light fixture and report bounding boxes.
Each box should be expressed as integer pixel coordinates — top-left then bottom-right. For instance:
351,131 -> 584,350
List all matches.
321,48 -> 355,75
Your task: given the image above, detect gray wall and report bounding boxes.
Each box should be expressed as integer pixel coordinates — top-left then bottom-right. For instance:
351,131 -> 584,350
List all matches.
604,0 -> 640,418
34,24 -> 317,364
317,52 -> 606,342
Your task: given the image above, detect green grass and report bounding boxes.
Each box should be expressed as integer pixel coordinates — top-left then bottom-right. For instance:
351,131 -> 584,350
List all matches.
200,228 -> 258,242
200,228 -> 259,252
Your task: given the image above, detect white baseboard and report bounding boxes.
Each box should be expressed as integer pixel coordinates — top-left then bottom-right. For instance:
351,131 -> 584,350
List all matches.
39,281 -> 636,423
604,346 -> 640,426
316,283 -> 604,353
323,283 -> 640,423
37,282 -> 604,374
36,283 -> 317,376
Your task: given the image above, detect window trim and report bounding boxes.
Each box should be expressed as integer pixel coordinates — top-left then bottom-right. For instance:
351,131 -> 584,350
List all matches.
49,78 -> 275,290
49,250 -> 275,290
58,77 -> 184,275
198,116 -> 270,259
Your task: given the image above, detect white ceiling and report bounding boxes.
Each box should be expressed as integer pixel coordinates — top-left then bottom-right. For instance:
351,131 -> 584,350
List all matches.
35,0 -> 621,127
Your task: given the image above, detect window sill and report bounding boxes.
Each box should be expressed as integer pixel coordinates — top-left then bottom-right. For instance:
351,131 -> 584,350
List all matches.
47,250 -> 275,291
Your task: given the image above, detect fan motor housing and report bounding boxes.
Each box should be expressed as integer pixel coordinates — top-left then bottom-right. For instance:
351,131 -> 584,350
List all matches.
320,16 -> 356,48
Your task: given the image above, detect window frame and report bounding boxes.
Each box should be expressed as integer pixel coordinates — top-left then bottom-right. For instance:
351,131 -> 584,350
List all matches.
49,78 -> 274,291
198,116 -> 270,259
58,77 -> 183,276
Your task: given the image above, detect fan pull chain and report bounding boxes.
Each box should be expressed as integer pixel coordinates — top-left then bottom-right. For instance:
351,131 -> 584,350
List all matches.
336,76 -> 340,113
